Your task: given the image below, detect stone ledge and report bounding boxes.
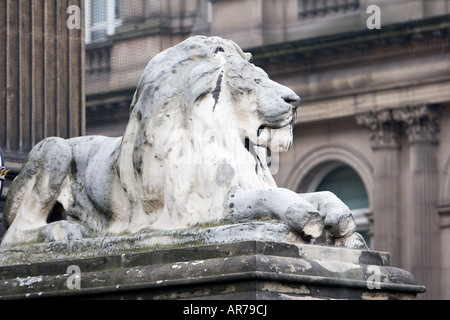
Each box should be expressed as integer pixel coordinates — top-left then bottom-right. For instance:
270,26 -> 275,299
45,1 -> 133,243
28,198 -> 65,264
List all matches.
0,239 -> 425,300
0,222 -> 361,266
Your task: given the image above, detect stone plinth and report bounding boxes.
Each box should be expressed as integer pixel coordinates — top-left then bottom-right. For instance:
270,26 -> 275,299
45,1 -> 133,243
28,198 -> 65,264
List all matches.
0,223 -> 425,300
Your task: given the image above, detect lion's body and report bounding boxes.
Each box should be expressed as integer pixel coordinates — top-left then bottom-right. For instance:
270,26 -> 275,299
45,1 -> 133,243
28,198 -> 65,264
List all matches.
1,36 -> 365,249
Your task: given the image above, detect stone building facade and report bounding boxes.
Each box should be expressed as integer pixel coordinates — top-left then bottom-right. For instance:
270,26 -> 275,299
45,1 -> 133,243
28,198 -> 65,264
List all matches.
0,0 -> 85,167
1,0 -> 449,299
82,0 -> 450,300
257,3 -> 450,301
0,0 -> 85,215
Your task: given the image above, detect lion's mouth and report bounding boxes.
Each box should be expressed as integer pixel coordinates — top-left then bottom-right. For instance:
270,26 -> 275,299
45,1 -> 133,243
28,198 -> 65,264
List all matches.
253,109 -> 296,153
256,124 -> 294,153
243,104 -> 297,157
259,105 -> 297,130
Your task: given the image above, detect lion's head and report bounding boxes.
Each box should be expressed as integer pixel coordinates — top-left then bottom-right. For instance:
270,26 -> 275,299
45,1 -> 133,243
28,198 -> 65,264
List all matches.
116,36 -> 301,229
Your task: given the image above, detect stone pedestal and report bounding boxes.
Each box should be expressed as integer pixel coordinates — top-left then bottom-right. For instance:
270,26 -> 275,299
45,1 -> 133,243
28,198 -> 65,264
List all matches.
0,223 -> 425,300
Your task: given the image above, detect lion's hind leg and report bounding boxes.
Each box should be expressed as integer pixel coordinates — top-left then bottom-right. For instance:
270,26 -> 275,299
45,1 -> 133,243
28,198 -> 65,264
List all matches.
1,138 -> 86,248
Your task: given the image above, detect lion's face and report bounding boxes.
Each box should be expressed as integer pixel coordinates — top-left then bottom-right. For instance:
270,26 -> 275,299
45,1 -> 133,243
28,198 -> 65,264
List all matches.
193,37 -> 301,153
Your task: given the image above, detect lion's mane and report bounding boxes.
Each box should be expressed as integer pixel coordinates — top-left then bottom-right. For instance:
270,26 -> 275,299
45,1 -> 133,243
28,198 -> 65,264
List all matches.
116,36 -> 278,230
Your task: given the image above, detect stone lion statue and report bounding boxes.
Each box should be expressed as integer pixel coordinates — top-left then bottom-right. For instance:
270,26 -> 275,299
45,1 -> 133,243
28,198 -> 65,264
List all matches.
1,36 -> 366,249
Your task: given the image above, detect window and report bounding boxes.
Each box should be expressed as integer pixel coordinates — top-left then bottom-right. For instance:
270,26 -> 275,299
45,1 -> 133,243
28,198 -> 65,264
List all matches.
85,0 -> 121,44
314,164 -> 371,247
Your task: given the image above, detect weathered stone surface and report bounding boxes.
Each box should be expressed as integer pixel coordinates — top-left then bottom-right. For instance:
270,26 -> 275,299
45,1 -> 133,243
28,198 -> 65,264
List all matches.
0,239 -> 424,300
0,222 -> 362,266
1,35 -> 365,251
0,223 -> 424,300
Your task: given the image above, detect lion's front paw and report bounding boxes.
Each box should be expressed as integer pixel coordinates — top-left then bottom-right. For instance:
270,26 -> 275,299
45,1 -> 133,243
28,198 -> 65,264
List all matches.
38,221 -> 89,242
285,202 -> 323,240
225,189 -> 368,250
334,232 -> 368,250
299,191 -> 368,249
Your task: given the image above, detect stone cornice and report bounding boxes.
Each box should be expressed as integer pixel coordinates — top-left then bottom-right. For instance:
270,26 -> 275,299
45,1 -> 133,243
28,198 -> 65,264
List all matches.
251,15 -> 450,78
295,79 -> 450,124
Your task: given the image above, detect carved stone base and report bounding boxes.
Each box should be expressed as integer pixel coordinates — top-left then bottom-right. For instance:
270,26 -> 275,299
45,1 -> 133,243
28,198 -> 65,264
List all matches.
0,224 -> 425,300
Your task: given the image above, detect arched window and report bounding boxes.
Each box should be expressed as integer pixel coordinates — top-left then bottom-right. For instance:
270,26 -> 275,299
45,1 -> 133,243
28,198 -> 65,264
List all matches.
314,164 -> 371,247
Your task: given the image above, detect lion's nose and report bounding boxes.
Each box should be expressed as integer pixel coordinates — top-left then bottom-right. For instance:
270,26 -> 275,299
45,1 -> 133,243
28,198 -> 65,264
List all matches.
283,95 -> 300,110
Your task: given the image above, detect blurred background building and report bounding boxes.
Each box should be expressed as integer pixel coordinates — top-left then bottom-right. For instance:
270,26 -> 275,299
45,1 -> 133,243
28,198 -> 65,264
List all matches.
1,0 -> 450,299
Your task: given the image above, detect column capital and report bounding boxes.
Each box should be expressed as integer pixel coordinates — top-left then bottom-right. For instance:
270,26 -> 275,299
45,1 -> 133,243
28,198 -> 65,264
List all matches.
392,105 -> 441,144
355,110 -> 402,149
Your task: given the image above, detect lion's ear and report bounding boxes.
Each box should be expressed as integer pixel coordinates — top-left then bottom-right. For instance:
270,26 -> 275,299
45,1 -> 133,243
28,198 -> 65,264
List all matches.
215,46 -> 225,53
244,52 -> 253,64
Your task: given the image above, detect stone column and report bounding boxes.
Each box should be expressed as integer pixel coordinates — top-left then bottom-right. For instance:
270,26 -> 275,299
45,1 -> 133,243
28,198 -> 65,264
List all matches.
438,202 -> 450,299
356,110 -> 402,267
392,104 -> 441,300
0,0 -> 85,162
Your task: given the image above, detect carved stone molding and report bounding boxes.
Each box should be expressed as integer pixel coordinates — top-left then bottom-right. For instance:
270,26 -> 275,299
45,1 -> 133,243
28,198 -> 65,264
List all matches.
252,15 -> 450,78
298,0 -> 360,20
392,104 -> 441,144
357,104 -> 442,147
355,110 -> 403,149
